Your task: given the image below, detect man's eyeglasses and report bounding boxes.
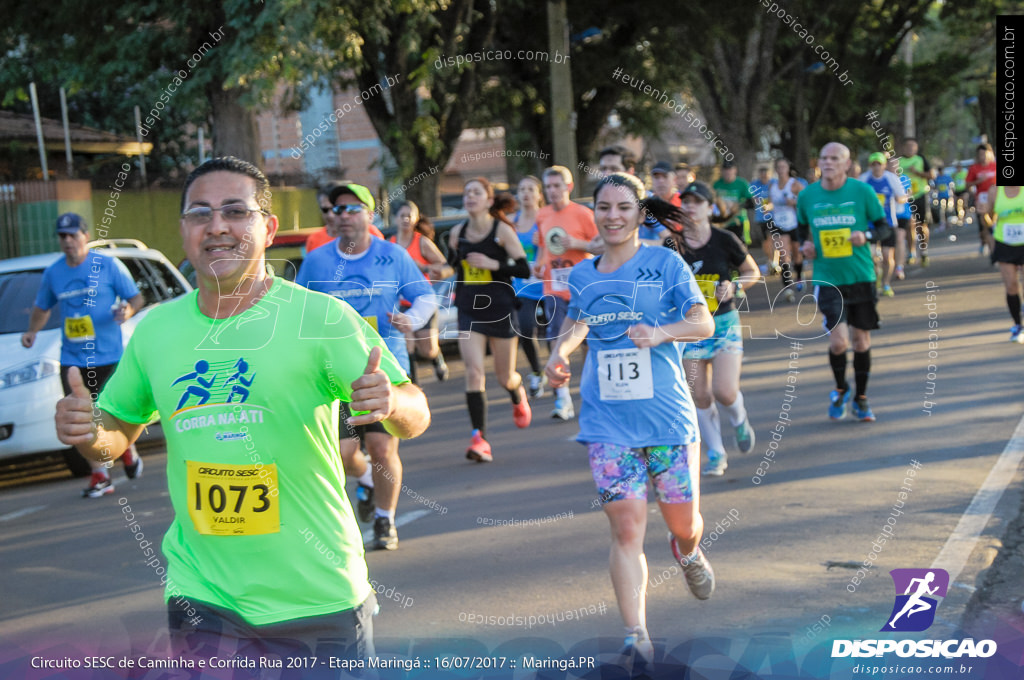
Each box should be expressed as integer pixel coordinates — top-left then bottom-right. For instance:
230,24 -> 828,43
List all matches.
182,204 -> 269,225
322,204 -> 366,215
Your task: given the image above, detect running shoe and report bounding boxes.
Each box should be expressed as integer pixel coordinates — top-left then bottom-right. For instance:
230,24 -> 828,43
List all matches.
356,483 -> 375,523
370,516 -> 398,551
882,285 -> 895,297
670,536 -> 716,600
795,281 -> 805,292
734,418 -> 755,454
783,288 -> 796,303
123,451 -> 144,480
620,625 -> 654,670
920,254 -> 929,267
895,265 -> 905,281
828,388 -> 852,420
1011,325 -> 1024,344
551,395 -> 575,421
759,264 -> 769,275
83,472 -> 114,498
527,372 -> 546,398
512,386 -> 532,428
465,429 -> 493,463
701,450 -> 727,477
852,397 -> 876,422
906,255 -> 917,266
433,354 -> 449,381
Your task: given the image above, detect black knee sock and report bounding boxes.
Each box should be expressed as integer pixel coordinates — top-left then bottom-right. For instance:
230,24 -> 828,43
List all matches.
507,379 -> 523,404
853,350 -> 871,398
829,351 -> 848,392
1009,294 -> 1022,326
521,338 -> 541,374
407,356 -> 418,384
781,261 -> 794,287
794,262 -> 804,280
466,391 -> 487,436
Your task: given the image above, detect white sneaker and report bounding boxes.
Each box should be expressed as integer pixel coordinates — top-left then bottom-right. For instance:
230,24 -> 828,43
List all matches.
551,395 -> 575,421
527,372 -> 545,398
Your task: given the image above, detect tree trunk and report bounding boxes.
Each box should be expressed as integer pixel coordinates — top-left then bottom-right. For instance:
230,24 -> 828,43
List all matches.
405,169 -> 443,219
208,87 -> 261,167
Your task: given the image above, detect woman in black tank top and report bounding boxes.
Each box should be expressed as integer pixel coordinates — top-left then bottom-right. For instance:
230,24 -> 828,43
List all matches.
447,177 -> 531,463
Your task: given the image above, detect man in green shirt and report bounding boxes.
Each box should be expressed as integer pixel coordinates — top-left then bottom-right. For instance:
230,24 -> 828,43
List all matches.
55,157 -> 431,661
713,160 -> 754,245
798,143 -> 891,422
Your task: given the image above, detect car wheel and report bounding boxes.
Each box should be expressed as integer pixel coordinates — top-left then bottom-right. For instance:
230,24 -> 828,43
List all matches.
62,447 -> 93,477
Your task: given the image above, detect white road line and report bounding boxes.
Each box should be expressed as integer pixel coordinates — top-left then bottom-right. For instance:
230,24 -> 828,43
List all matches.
0,505 -> 47,522
361,509 -> 433,544
931,411 -> 1024,583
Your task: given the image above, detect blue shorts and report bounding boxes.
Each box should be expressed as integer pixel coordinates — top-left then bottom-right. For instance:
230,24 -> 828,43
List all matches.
682,310 -> 743,360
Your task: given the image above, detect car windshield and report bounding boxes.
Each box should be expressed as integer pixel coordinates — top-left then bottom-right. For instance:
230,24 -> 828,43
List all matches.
0,269 -> 62,334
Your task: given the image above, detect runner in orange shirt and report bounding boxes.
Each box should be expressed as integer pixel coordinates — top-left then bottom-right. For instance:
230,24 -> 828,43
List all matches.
535,165 -> 602,421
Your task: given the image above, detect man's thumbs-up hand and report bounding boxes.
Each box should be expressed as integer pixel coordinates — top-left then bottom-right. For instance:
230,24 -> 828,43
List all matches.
347,346 -> 395,427
56,367 -> 97,446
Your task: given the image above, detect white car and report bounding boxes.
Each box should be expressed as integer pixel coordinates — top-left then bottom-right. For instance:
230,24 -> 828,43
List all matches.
0,239 -> 191,476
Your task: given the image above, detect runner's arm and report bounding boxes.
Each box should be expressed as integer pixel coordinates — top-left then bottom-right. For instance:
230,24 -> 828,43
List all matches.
545,317 -> 589,388
628,301 -> 713,348
21,305 -> 51,347
56,367 -> 146,460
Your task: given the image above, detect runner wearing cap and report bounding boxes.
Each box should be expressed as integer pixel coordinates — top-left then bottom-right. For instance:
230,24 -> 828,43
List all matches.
448,177 -> 532,462
987,184 -> 1024,342
535,166 -> 602,421
296,182 -> 437,550
665,182 -> 761,476
545,172 -> 715,668
859,152 -> 906,297
307,182 -> 384,254
23,213 -> 146,496
797,143 -> 891,422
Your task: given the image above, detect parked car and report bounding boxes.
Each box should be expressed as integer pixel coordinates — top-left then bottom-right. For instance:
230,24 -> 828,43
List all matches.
0,239 -> 192,475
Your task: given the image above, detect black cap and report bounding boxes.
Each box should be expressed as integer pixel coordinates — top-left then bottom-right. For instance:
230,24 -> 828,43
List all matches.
651,161 -> 673,175
721,159 -> 736,169
680,181 -> 715,204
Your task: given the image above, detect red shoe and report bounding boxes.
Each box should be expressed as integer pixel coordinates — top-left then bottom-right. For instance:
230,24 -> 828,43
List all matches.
465,430 -> 492,463
512,385 -> 531,428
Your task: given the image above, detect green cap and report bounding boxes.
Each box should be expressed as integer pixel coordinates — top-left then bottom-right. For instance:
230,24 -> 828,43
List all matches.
328,183 -> 375,212
868,152 -> 887,165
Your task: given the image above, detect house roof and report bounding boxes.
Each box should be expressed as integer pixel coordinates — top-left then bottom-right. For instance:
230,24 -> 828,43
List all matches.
0,110 -> 152,156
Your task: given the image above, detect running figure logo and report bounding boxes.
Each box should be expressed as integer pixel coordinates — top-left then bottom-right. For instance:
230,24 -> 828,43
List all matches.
172,357 -> 256,412
881,568 -> 949,632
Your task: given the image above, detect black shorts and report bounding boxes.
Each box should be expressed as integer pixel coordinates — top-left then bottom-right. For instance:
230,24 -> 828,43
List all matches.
60,363 -> 117,399
880,225 -> 897,249
912,196 -> 930,226
992,241 -> 1024,266
457,309 -> 517,339
815,281 -> 880,332
896,218 -> 911,234
340,401 -> 388,438
168,592 -> 376,661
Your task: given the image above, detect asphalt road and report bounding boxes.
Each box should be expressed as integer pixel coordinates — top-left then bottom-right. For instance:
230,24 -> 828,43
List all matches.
2,226 -> 1023,679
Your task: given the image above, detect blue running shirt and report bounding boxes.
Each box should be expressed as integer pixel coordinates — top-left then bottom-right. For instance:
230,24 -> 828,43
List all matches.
567,245 -> 705,448
295,238 -> 432,372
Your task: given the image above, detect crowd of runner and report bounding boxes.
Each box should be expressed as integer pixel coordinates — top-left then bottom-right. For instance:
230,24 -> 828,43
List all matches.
40,132 -> 1012,672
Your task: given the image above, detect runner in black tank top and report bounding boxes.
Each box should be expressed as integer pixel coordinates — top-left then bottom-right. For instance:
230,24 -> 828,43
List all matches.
447,177 -> 532,462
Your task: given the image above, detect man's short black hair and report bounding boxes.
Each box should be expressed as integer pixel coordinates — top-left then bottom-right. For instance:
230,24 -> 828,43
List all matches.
181,157 -> 270,212
598,145 -> 636,170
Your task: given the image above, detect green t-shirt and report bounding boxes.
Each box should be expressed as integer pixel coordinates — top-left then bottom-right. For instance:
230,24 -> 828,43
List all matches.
98,277 -> 409,625
713,178 -> 753,229
796,179 -> 885,287
899,155 -> 928,198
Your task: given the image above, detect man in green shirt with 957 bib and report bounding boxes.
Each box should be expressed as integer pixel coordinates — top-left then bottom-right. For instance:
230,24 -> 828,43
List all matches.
798,143 -> 890,423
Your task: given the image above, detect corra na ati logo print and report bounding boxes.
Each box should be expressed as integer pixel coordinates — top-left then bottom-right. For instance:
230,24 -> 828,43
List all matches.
881,568 -> 949,632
